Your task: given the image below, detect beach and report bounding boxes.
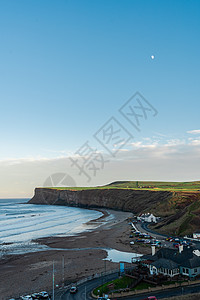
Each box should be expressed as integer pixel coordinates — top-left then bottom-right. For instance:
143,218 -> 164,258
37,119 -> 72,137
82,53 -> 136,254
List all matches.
0,209 -> 151,299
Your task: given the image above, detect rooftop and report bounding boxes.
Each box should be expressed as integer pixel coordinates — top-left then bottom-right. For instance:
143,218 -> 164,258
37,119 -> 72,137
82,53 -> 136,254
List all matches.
141,246 -> 200,269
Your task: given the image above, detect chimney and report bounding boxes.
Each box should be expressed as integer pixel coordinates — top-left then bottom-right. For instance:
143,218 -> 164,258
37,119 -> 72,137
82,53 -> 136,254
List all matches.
151,245 -> 156,256
179,244 -> 183,254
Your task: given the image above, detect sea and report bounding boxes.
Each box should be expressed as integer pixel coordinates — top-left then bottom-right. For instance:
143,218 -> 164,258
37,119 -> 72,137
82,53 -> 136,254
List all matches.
0,199 -> 142,263
0,198 -> 103,257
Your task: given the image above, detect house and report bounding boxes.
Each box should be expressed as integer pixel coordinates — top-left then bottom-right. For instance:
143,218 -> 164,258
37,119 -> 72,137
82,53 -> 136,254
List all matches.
193,232 -> 200,239
140,246 -> 200,278
149,258 -> 179,277
137,213 -> 158,223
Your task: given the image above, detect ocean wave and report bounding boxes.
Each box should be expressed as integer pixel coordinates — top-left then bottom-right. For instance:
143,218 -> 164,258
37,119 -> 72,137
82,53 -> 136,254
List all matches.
0,199 -> 103,245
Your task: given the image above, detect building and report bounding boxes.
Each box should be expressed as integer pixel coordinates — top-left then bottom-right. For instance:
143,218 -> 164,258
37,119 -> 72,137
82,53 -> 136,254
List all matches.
149,258 -> 179,277
137,213 -> 158,223
193,232 -> 200,239
141,246 -> 200,278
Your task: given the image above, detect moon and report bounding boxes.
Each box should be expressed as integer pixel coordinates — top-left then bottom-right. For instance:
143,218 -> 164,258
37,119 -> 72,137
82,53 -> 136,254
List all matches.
151,55 -> 155,60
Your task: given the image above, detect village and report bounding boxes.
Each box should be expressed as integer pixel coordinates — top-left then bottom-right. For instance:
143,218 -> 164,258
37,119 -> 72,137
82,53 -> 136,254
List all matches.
130,212 -> 200,278
93,213 -> 200,299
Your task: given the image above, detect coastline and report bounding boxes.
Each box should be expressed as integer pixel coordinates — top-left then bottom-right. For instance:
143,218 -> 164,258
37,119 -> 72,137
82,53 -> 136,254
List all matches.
0,208 -> 150,299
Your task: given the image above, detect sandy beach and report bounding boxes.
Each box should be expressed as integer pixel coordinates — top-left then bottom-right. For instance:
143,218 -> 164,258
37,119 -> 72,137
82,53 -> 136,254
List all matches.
0,209 -> 151,299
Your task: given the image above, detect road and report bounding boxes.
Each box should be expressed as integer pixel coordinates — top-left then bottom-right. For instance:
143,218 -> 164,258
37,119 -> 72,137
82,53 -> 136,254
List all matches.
60,272 -> 119,300
134,221 -> 173,249
135,221 -> 200,250
123,283 -> 200,299
59,274 -> 200,300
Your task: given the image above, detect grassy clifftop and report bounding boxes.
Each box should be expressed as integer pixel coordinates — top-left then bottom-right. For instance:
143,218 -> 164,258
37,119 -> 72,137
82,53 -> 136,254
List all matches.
51,180 -> 200,192
106,180 -> 200,192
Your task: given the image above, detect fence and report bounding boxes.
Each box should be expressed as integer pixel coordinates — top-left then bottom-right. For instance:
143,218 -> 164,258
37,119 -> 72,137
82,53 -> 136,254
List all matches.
96,278 -> 200,299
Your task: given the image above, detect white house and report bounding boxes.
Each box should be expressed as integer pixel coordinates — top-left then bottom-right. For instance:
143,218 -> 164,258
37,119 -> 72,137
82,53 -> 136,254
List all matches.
193,232 -> 200,239
138,213 -> 157,223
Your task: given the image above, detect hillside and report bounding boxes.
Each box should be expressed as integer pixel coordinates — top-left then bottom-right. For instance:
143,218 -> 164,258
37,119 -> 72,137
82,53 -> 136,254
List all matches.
151,190 -> 200,236
29,180 -> 200,236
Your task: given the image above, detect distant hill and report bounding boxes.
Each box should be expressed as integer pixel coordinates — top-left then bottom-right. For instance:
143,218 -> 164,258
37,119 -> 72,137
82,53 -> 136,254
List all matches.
105,180 -> 200,192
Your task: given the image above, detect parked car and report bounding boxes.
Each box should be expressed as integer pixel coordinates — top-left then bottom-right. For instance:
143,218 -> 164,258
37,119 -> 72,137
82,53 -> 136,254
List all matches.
166,237 -> 174,242
136,239 -> 145,243
174,238 -> 180,242
144,239 -> 151,244
173,242 -> 179,246
182,240 -> 190,246
39,291 -> 49,299
31,294 -> 41,299
20,296 -> 33,300
139,233 -> 145,237
151,241 -> 161,247
183,240 -> 192,245
144,234 -> 151,238
70,286 -> 78,294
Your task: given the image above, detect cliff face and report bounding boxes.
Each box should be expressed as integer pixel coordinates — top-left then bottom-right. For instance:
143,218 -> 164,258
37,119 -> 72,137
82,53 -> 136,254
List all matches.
29,188 -> 172,214
29,188 -> 200,235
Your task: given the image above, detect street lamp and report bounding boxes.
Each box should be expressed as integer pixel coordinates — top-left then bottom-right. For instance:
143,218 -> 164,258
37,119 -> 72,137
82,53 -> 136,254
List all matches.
53,261 -> 55,300
62,255 -> 65,287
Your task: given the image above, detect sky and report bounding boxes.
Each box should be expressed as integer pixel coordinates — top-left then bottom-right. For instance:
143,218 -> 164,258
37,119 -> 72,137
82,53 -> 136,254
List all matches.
0,0 -> 200,197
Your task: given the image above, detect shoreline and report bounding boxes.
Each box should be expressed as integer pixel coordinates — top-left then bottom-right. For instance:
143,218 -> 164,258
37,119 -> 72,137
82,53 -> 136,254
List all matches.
33,207 -> 111,246
33,208 -> 128,250
0,208 -> 151,299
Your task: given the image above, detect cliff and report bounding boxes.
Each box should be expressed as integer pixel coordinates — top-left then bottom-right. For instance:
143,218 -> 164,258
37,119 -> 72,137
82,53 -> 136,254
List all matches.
29,188 -> 172,214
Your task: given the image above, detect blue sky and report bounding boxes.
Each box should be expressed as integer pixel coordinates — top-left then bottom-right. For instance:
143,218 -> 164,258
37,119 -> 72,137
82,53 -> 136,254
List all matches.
0,0 -> 200,197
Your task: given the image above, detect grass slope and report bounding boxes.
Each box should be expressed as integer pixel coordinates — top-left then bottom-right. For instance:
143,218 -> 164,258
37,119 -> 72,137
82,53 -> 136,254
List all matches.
106,180 -> 200,192
49,180 -> 200,192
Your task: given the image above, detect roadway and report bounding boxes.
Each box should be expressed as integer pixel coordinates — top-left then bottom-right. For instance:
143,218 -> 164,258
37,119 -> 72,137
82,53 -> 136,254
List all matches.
59,274 -> 200,300
133,221 -> 173,249
135,221 -> 200,249
60,272 -> 119,300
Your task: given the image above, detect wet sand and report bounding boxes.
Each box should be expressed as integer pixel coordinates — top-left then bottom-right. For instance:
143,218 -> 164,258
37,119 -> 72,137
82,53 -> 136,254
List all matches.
0,209 -> 151,299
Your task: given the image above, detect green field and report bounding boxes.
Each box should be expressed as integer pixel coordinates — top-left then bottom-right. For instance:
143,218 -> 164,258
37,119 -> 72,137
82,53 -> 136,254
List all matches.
46,180 -> 200,192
